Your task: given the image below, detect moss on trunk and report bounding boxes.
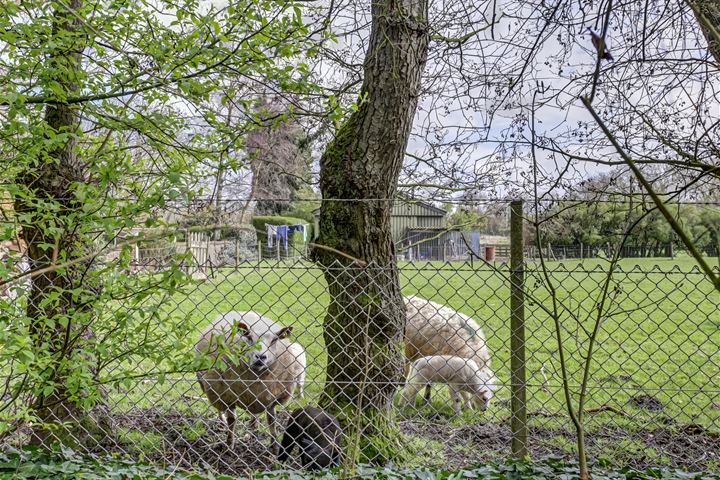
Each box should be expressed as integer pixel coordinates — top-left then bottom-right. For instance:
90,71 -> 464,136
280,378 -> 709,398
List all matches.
312,0 -> 430,466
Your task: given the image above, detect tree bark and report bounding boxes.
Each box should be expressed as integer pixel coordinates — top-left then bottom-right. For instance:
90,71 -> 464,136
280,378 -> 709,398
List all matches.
13,0 -> 108,446
312,0 -> 429,463
688,0 -> 720,64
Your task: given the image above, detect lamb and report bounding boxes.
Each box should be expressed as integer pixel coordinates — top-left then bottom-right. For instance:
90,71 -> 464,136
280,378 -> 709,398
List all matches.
402,355 -> 493,413
278,406 -> 343,471
404,296 -> 498,403
195,311 -> 306,449
287,342 -> 306,398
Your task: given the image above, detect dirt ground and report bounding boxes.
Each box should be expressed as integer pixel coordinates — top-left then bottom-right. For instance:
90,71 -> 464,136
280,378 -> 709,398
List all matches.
90,408 -> 719,476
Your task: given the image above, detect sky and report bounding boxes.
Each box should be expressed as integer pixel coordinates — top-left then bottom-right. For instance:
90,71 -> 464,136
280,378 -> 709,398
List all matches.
20,0 -> 710,205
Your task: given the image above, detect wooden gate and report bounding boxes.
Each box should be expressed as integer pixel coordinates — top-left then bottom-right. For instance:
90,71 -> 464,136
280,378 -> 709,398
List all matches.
186,231 -> 209,278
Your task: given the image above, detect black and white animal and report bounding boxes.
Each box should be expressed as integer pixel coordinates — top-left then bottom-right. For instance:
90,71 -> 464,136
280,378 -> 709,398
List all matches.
195,311 -> 306,450
278,406 -> 343,471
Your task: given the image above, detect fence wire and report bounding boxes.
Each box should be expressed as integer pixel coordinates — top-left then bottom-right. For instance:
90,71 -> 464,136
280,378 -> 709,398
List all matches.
0,200 -> 719,476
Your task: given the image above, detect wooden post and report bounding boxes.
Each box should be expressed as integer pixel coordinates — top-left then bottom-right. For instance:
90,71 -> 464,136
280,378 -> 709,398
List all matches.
257,240 -> 262,262
185,229 -> 192,275
235,238 -> 240,268
510,200 -> 528,458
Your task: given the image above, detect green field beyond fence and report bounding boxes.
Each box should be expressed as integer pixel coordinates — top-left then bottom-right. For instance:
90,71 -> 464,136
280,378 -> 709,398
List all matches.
76,255 -> 719,474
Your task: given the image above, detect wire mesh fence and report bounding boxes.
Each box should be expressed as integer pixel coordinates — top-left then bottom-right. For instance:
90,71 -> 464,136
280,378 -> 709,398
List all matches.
0,199 -> 719,475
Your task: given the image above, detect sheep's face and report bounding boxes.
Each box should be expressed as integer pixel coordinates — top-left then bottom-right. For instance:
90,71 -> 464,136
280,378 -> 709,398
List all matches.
470,390 -> 492,411
470,370 -> 495,411
236,323 -> 293,373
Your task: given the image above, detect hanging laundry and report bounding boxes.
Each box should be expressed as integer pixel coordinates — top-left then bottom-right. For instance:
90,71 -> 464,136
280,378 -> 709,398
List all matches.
267,224 -> 278,248
288,224 -> 307,242
276,225 -> 289,255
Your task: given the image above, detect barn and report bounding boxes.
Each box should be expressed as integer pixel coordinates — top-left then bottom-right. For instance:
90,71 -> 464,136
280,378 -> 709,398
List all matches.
312,198 -> 479,261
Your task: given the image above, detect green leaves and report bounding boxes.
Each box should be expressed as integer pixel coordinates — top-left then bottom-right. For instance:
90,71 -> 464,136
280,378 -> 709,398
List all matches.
0,0 -> 321,447
0,450 -> 716,480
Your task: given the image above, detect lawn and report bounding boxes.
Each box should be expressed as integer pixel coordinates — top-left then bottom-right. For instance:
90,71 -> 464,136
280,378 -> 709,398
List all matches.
103,255 -> 720,469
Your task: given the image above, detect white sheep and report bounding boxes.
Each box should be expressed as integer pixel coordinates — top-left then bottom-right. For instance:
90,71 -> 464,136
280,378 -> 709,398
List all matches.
402,355 -> 494,413
287,342 -> 306,398
404,296 -> 498,402
195,311 -> 306,450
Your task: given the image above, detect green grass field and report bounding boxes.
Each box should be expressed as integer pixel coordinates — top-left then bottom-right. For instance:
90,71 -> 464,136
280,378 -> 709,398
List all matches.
106,255 -> 720,468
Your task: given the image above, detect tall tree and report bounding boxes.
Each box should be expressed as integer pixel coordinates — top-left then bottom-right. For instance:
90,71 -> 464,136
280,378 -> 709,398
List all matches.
12,0 -> 102,445
0,0 -> 311,446
688,0 -> 720,64
247,99 -> 310,215
312,0 -> 430,461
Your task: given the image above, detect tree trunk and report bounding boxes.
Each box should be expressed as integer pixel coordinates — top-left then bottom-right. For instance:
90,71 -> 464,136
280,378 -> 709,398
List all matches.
13,0 -> 108,446
312,0 -> 429,464
688,0 -> 720,64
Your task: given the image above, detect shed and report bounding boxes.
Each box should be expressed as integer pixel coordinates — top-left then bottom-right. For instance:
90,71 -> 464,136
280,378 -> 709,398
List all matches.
311,198 -> 447,242
398,228 -> 470,261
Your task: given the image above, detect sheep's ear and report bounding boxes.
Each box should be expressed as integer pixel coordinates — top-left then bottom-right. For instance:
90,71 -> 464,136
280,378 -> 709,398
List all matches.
275,326 -> 293,339
235,321 -> 250,336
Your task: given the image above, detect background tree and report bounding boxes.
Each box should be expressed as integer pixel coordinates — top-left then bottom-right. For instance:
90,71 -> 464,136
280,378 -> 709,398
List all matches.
448,209 -> 487,230
247,99 -> 312,216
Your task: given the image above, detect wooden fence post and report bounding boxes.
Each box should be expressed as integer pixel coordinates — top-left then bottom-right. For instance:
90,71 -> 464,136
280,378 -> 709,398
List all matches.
185,229 -> 192,275
235,238 -> 240,268
510,200 -> 528,458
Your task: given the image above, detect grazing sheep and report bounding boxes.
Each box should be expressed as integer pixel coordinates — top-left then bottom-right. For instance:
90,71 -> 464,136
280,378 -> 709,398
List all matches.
402,355 -> 493,413
278,406 -> 342,471
404,296 -> 498,403
195,311 -> 306,450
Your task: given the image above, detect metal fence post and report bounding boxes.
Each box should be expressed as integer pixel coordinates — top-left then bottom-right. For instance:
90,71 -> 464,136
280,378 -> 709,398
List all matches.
510,200 -> 528,458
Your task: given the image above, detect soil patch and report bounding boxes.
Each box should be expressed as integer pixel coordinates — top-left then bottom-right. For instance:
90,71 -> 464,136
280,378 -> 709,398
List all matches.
75,408 -> 720,476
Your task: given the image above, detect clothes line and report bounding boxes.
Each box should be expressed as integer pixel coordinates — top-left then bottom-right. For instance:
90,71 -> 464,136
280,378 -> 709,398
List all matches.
266,224 -> 308,254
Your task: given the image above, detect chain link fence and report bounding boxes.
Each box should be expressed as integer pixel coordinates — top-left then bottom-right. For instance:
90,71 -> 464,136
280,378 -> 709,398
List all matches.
0,199 -> 718,475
